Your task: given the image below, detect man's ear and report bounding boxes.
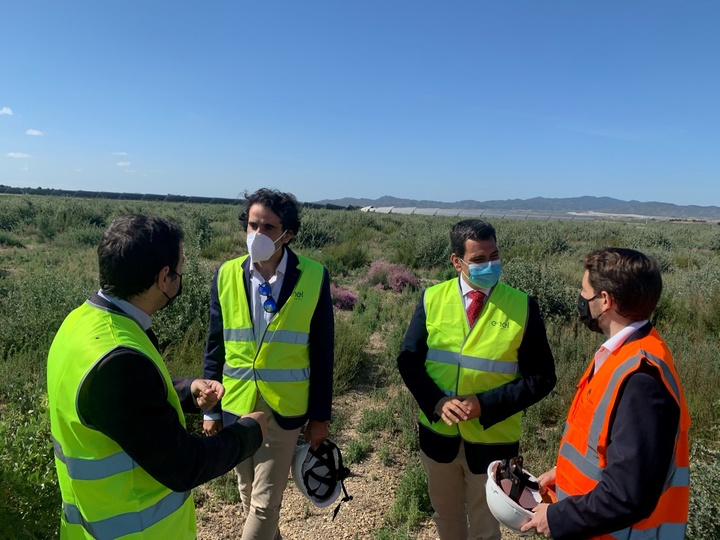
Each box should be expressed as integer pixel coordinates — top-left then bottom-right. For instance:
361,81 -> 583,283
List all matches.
600,290 -> 614,311
156,265 -> 172,292
283,230 -> 295,244
450,253 -> 462,273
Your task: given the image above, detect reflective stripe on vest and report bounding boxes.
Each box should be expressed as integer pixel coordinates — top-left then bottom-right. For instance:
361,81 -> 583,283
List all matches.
53,437 -> 137,480
426,349 -> 520,375
555,327 -> 690,539
223,364 -> 311,382
223,328 -> 310,346
606,522 -> 688,540
419,279 -> 527,443
218,254 -> 323,418
47,300 -> 196,539
63,491 -> 191,539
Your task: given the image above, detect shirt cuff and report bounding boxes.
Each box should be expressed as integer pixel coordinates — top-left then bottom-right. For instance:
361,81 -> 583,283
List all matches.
203,412 -> 221,421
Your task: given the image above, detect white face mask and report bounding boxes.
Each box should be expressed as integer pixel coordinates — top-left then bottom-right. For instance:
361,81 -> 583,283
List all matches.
246,231 -> 286,263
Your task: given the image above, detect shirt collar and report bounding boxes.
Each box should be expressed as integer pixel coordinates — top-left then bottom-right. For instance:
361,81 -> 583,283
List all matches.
599,320 -> 649,355
459,275 -> 492,298
97,289 -> 152,331
250,248 -> 288,282
594,319 -> 649,373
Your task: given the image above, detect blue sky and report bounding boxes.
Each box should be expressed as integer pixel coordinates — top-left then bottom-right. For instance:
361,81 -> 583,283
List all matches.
1,1 -> 718,206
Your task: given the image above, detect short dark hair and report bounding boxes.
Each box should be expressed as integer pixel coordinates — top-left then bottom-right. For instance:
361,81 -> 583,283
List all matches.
583,247 -> 662,321
450,219 -> 497,259
238,188 -> 301,238
98,215 -> 184,300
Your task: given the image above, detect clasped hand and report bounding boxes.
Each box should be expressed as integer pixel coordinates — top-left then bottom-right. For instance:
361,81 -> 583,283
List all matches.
191,379 -> 224,411
435,395 -> 481,426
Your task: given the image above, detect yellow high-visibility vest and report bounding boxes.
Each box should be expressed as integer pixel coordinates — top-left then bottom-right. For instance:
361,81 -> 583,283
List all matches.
218,255 -> 323,418
419,280 -> 527,443
47,300 -> 195,539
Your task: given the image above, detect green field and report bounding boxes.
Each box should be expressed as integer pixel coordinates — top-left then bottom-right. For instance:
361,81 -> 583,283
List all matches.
1,194 -> 718,539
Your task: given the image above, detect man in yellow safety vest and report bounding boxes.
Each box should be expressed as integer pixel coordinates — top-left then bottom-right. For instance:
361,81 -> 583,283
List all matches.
398,218 -> 556,540
47,214 -> 267,539
202,189 -> 335,540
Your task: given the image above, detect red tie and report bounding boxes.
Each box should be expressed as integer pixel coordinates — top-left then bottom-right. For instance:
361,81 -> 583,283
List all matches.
467,290 -> 486,327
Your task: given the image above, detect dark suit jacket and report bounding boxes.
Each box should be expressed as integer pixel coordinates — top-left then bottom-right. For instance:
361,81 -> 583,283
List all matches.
78,294 -> 263,492
203,246 -> 334,430
547,324 -> 681,539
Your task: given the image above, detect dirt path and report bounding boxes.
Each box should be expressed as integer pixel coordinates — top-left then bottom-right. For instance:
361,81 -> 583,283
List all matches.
196,390 -> 526,540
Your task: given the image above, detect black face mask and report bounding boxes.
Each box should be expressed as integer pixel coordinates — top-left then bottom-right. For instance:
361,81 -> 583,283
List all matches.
578,293 -> 604,334
161,269 -> 183,309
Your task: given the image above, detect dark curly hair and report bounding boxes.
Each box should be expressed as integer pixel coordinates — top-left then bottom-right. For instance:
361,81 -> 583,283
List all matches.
238,188 -> 301,238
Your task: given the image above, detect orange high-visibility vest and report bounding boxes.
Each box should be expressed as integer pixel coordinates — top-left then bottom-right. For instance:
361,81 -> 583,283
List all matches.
555,326 -> 690,540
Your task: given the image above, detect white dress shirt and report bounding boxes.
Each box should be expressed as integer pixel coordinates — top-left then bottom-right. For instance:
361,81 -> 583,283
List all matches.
98,289 -> 152,331
593,320 -> 649,374
249,250 -> 288,346
458,275 -> 492,312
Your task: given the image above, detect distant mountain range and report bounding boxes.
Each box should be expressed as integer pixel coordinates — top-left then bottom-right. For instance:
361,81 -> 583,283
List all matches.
315,195 -> 720,221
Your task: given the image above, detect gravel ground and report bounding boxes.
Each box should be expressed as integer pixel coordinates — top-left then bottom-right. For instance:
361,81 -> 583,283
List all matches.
196,390 -> 528,540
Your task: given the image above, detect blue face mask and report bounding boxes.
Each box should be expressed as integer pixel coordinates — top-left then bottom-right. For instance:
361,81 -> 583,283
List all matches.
461,259 -> 502,289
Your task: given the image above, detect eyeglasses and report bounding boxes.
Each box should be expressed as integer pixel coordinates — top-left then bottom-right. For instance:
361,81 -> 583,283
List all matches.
258,281 -> 277,314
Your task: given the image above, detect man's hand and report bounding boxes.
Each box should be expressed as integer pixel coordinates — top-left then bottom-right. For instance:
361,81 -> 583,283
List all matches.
191,379 -> 224,411
457,394 -> 481,420
435,396 -> 472,426
520,468 -> 556,537
536,467 -> 557,496
203,419 -> 222,436
241,411 -> 269,441
521,503 -> 552,537
305,420 -> 329,449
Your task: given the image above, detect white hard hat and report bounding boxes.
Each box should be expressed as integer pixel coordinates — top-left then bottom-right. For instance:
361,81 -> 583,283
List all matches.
485,456 -> 556,536
291,439 -> 352,512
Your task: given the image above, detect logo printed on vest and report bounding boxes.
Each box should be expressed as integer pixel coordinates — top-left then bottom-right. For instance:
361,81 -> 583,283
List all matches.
292,290 -> 304,299
491,320 -> 510,329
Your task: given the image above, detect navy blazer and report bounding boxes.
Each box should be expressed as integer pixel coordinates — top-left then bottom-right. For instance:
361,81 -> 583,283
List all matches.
76,294 -> 263,492
203,247 -> 334,430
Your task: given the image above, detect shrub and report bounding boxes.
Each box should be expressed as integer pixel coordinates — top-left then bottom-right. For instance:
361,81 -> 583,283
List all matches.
344,434 -> 373,464
501,258 -> 575,320
0,381 -> 59,539
0,269 -> 94,359
390,218 -> 452,270
385,457 -> 432,529
153,250 -> 214,349
330,284 -> 358,311
55,224 -> 105,247
687,436 -> 720,540
0,231 -> 24,248
326,240 -> 369,272
189,212 -> 215,249
366,261 -> 420,293
333,317 -> 368,395
200,237 -> 239,261
294,209 -> 335,249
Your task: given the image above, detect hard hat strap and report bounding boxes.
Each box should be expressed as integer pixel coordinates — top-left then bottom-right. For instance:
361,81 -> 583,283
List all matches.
496,455 -> 540,510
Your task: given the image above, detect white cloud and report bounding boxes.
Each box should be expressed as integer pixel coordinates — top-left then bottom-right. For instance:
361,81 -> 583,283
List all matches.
112,152 -> 128,156
0,107 -> 12,116
7,152 -> 31,158
116,161 -> 131,167
26,129 -> 43,136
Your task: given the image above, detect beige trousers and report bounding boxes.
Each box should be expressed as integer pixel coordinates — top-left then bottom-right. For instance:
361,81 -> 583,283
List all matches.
235,394 -> 302,540
420,445 -> 501,540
